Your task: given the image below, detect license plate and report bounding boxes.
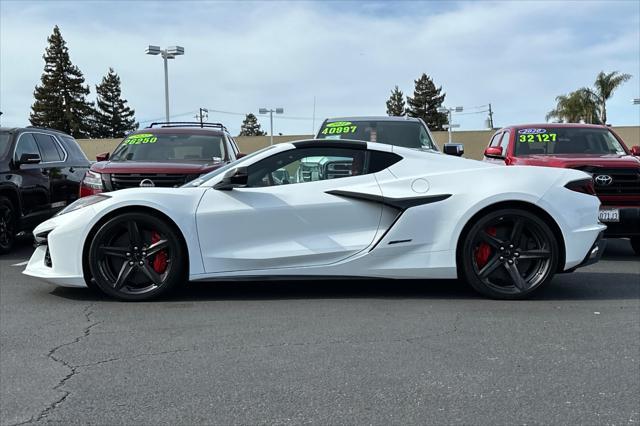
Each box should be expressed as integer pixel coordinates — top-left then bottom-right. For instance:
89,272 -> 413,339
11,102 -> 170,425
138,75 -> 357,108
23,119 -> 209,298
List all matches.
599,209 -> 620,222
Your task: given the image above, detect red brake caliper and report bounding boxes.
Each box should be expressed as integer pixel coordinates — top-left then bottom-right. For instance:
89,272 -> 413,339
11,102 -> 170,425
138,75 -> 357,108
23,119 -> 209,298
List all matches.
150,231 -> 168,274
475,226 -> 496,269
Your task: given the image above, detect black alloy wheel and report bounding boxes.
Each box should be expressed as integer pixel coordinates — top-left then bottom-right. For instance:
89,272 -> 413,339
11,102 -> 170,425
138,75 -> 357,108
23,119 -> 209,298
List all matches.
461,208 -> 559,299
0,197 -> 16,255
88,212 -> 185,301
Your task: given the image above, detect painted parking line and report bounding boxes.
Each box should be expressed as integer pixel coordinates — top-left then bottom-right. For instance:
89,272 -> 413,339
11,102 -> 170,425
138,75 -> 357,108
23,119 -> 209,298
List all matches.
11,261 -> 28,267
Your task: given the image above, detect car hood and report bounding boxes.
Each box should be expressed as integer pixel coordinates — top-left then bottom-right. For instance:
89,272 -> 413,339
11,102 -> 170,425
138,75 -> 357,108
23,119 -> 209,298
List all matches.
512,153 -> 640,169
90,160 -> 225,174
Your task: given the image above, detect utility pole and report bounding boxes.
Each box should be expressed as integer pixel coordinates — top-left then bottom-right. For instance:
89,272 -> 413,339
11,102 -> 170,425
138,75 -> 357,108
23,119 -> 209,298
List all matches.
196,108 -> 208,127
488,103 -> 494,129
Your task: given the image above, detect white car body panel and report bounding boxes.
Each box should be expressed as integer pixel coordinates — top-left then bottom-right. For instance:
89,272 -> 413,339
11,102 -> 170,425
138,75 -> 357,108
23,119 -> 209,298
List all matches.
24,141 -> 606,288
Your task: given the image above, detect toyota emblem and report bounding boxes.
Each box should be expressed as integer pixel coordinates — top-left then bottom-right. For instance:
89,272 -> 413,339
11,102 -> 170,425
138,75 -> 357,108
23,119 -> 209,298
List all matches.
594,175 -> 613,186
139,179 -> 155,188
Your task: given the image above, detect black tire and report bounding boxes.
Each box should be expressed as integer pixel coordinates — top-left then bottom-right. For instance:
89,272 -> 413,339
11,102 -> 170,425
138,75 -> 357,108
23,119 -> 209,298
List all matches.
0,197 -> 17,255
88,212 -> 186,301
630,237 -> 640,256
460,208 -> 559,299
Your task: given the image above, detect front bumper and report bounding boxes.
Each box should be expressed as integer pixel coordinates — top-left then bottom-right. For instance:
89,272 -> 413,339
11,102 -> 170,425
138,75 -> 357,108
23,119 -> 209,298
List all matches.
600,206 -> 640,237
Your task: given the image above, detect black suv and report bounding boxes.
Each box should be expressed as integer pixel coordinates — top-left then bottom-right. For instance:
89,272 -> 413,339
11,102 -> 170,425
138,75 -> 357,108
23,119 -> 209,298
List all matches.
0,127 -> 90,253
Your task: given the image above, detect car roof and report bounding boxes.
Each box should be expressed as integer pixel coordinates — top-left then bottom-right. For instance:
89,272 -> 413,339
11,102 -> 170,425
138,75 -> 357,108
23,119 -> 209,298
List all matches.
323,116 -> 423,123
503,123 -> 610,130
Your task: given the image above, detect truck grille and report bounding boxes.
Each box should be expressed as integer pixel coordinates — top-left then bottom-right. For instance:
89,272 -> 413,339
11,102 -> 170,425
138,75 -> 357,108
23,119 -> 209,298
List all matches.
110,173 -> 191,190
585,168 -> 640,196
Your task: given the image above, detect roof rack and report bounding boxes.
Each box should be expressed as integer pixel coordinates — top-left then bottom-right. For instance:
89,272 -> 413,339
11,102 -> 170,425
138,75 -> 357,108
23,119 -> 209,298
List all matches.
146,121 -> 228,131
25,125 -> 70,135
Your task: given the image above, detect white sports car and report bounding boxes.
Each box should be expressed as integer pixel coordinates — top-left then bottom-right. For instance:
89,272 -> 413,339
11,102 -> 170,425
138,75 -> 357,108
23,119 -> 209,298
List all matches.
24,140 -> 606,301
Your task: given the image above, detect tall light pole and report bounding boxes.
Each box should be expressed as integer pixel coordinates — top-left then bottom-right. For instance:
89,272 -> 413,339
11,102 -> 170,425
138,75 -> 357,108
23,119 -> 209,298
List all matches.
259,107 -> 284,145
438,106 -> 463,144
145,45 -> 185,123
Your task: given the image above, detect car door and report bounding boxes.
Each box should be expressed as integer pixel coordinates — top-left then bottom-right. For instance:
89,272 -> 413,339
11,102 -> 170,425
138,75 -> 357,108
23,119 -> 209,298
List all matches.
33,133 -> 70,213
196,146 -> 384,273
13,132 -> 51,225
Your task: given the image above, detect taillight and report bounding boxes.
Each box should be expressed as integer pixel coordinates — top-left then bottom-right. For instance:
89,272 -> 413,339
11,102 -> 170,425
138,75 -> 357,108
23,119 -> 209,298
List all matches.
79,171 -> 104,197
565,178 -> 596,195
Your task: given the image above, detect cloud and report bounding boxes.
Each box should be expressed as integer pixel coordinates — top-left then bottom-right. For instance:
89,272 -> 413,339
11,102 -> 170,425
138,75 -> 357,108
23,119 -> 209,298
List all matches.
1,0 -> 638,136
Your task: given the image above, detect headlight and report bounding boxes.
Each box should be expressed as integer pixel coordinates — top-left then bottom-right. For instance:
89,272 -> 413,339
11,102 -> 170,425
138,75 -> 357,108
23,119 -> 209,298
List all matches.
56,194 -> 111,216
82,170 -> 103,189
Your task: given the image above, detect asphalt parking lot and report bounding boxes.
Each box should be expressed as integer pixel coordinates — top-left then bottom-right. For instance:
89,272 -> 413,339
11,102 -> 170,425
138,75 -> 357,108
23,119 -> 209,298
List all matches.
1,238 -> 638,425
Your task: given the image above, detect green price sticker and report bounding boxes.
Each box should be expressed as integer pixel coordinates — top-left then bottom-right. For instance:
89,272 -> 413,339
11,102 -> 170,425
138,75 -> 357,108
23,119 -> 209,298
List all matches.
321,122 -> 357,135
123,133 -> 158,145
518,133 -> 557,143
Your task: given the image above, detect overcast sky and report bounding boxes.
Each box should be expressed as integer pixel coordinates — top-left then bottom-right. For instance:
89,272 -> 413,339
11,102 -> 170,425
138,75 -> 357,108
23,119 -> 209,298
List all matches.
1,0 -> 639,136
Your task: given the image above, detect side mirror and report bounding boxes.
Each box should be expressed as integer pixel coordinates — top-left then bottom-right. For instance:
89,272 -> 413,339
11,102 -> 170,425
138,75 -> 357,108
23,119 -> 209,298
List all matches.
236,153 -> 247,159
17,153 -> 41,166
96,152 -> 110,162
630,146 -> 640,156
443,143 -> 464,156
484,146 -> 504,159
214,167 -> 248,190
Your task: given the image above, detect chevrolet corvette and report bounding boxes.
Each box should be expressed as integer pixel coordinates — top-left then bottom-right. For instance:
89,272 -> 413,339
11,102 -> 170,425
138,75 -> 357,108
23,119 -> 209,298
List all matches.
24,140 -> 606,300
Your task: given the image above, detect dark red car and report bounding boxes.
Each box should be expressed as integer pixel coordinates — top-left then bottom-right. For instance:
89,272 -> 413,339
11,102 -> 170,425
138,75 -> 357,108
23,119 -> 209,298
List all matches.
483,123 -> 640,255
80,122 -> 243,197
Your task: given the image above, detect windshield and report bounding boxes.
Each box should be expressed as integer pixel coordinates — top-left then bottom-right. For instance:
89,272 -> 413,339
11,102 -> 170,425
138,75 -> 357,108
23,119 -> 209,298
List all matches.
110,132 -> 227,162
181,145 -> 277,187
514,127 -> 627,156
317,120 -> 437,150
0,132 -> 11,159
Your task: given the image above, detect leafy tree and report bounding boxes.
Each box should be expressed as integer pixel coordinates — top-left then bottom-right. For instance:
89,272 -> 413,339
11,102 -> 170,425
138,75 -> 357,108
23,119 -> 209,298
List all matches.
593,71 -> 632,124
94,68 -> 138,138
546,88 -> 600,124
386,86 -> 406,116
406,73 -> 447,131
239,113 -> 266,136
30,26 -> 95,137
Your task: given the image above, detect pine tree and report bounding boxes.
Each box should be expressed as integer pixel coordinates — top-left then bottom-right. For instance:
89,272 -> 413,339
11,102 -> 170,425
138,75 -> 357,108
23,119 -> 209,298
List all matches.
94,68 -> 138,138
406,73 -> 448,131
239,113 -> 266,136
386,86 -> 406,116
29,26 -> 95,138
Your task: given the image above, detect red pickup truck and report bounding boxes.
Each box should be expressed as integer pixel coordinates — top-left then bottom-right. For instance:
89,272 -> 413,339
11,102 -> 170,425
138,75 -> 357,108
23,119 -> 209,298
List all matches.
483,123 -> 640,255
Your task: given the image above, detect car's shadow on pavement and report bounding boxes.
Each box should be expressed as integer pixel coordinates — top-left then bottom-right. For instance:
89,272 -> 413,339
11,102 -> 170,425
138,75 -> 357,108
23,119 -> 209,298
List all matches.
50,271 -> 639,303
38,237 -> 640,303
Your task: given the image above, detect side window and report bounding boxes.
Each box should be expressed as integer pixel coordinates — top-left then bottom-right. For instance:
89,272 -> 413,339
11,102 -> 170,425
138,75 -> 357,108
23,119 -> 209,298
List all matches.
14,133 -> 40,162
500,131 -> 511,155
229,137 -> 240,156
247,147 -> 370,188
34,134 -> 64,162
489,132 -> 502,147
419,126 -> 436,150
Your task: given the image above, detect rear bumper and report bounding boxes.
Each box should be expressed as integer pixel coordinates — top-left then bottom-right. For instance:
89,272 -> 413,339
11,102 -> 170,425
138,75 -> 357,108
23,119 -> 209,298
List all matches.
601,206 -> 640,237
570,231 -> 606,271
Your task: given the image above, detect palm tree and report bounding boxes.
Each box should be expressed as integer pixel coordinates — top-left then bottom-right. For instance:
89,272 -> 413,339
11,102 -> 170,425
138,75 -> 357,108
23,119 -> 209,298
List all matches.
546,88 -> 600,124
593,71 -> 632,124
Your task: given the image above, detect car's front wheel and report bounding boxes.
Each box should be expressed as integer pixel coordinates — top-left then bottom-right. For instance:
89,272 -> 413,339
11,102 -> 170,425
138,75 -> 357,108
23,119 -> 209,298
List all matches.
0,197 -> 16,255
460,208 -> 559,299
88,212 -> 186,301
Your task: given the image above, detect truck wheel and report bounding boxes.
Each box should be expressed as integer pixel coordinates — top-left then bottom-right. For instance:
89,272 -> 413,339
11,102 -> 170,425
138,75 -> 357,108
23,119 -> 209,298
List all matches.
0,197 -> 17,255
630,237 -> 640,256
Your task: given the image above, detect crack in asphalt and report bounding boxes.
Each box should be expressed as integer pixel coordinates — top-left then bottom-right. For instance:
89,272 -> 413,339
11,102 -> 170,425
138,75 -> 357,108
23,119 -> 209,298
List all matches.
73,348 -> 192,368
11,303 -> 99,426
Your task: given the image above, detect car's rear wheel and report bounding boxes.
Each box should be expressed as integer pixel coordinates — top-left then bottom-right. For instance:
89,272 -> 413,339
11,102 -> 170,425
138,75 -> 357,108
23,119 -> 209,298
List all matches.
0,197 -> 16,255
88,212 -> 185,301
461,208 -> 559,299
630,237 -> 640,256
